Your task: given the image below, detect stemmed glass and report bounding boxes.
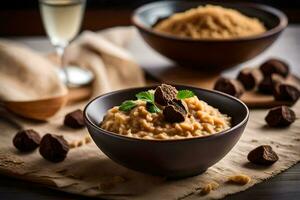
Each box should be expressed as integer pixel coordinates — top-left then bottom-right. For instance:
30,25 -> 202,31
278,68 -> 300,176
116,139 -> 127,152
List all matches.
39,0 -> 93,87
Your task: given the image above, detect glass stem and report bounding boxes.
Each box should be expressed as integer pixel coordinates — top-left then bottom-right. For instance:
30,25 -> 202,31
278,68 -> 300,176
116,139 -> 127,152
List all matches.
55,46 -> 70,86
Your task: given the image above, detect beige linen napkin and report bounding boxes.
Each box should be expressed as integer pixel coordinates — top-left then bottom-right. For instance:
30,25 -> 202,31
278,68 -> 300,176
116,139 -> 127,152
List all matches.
0,27 -> 145,103
0,40 -> 67,101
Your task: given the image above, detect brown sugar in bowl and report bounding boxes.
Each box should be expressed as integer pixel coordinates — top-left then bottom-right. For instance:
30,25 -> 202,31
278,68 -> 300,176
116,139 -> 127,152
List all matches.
132,1 -> 288,70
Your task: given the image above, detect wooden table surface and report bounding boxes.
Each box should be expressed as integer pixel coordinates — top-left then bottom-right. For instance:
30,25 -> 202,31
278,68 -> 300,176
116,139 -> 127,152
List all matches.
2,26 -> 300,199
1,164 -> 299,200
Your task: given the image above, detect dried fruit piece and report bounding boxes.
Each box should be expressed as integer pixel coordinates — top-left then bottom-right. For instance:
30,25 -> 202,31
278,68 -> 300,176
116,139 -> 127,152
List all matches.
258,74 -> 284,94
260,58 -> 289,77
39,134 -> 69,162
214,77 -> 244,98
228,174 -> 251,185
265,106 -> 296,127
247,145 -> 279,165
237,68 -> 263,90
13,129 -> 41,152
163,100 -> 187,123
64,109 -> 85,129
274,83 -> 300,103
200,182 -> 219,195
154,84 -> 178,106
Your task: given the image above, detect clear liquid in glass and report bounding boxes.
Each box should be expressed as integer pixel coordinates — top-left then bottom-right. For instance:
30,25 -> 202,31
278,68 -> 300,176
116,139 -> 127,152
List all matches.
40,0 -> 85,48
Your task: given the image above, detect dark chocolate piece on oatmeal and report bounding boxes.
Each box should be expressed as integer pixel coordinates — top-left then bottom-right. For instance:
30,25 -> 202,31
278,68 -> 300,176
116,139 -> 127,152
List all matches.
13,129 -> 41,152
273,83 -> 300,103
258,74 -> 284,94
39,134 -> 69,162
171,99 -> 188,113
247,145 -> 278,165
265,106 -> 296,127
237,68 -> 263,90
64,109 -> 85,129
214,77 -> 244,98
154,84 -> 178,106
260,58 -> 289,78
163,100 -> 187,123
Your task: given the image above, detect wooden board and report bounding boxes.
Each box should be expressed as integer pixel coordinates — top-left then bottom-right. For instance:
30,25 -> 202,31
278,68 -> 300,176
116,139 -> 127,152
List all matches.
145,66 -> 300,108
240,75 -> 300,108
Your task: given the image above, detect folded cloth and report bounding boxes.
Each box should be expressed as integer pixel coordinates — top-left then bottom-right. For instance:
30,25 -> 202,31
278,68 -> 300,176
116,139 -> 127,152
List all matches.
64,27 -> 145,96
0,40 -> 67,101
0,27 -> 145,102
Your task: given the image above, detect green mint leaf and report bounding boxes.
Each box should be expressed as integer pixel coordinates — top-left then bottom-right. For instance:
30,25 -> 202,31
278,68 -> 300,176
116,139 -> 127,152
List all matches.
119,100 -> 137,112
177,90 -> 195,99
136,91 -> 154,103
146,102 -> 161,113
136,90 -> 161,113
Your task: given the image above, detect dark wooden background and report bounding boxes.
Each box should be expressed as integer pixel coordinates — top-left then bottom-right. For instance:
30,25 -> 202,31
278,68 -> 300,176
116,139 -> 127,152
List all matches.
1,0 -> 300,36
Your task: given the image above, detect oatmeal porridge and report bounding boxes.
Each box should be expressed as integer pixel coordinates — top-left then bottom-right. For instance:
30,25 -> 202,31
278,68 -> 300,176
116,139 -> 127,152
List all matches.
100,84 -> 231,140
154,5 -> 266,39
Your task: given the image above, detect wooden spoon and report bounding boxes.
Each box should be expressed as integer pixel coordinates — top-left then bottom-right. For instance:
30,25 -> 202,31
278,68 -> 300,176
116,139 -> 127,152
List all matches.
2,95 -> 68,121
1,86 -> 92,121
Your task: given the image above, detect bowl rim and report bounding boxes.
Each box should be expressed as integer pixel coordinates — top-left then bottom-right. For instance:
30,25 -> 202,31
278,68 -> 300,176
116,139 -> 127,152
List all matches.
84,85 -> 250,143
131,1 -> 288,42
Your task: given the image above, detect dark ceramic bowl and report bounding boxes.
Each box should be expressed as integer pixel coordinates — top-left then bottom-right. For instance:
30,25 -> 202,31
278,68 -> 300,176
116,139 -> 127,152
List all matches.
84,85 -> 249,178
132,1 -> 288,69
